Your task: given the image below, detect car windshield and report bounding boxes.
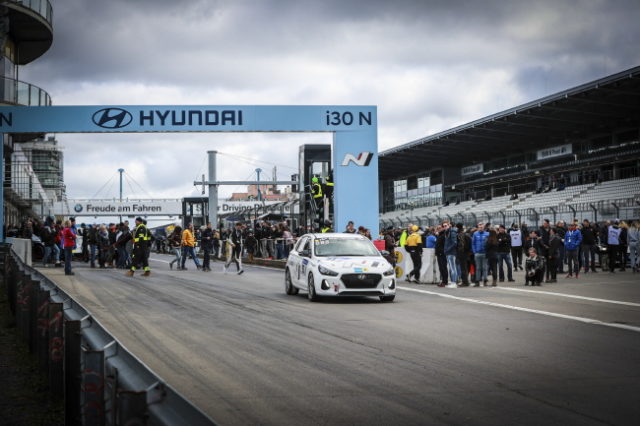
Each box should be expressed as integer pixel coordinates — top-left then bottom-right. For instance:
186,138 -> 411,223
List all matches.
313,238 -> 380,257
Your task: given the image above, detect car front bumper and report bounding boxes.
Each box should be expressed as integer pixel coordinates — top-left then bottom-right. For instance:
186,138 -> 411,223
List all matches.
314,273 -> 396,297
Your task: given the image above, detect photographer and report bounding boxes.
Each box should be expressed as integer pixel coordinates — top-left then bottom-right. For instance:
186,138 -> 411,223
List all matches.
525,247 -> 545,286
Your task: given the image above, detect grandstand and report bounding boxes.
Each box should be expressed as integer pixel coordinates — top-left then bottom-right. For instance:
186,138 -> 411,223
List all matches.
378,66 -> 640,229
380,177 -> 640,228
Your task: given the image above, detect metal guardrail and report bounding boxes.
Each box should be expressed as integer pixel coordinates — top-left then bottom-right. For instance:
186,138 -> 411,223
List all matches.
0,244 -> 216,426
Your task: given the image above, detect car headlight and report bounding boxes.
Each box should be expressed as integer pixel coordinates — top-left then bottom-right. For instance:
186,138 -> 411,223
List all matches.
383,267 -> 395,276
318,264 -> 339,276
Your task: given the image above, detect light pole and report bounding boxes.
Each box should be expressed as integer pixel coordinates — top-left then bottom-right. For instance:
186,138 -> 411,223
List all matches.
256,168 -> 262,201
118,168 -> 124,201
118,168 -> 124,222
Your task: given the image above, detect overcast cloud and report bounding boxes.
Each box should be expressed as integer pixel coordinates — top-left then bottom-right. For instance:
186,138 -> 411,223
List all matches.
20,0 -> 640,200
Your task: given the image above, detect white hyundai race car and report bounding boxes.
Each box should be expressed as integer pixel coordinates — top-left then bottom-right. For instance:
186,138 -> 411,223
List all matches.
285,233 -> 396,302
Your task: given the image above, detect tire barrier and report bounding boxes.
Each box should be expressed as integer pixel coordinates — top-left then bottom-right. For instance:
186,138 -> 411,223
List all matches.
0,243 -> 216,426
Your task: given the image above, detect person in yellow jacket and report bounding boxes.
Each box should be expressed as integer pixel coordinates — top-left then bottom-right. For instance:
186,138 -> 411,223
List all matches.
126,217 -> 151,276
399,223 -> 413,247
405,225 -> 423,283
180,223 -> 202,270
311,176 -> 324,220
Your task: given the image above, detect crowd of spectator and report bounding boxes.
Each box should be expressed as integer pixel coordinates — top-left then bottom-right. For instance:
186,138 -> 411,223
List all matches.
383,218 -> 640,287
7,215 -> 640,286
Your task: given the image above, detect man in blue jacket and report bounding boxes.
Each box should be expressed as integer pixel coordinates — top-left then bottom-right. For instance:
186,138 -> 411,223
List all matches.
443,221 -> 458,287
472,222 -> 490,286
564,222 -> 582,278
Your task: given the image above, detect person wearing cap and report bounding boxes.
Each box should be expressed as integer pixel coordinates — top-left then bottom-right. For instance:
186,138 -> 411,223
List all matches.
126,217 -> 151,277
405,225 -> 423,283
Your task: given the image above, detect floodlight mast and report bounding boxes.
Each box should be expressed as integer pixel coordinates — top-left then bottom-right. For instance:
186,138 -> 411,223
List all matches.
118,168 -> 124,202
208,151 -> 218,228
256,168 -> 262,201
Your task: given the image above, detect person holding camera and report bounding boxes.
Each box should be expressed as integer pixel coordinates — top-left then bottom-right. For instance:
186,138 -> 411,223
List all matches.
525,247 -> 545,286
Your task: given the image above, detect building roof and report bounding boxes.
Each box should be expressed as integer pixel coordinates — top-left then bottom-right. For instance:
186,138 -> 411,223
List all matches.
379,66 -> 640,180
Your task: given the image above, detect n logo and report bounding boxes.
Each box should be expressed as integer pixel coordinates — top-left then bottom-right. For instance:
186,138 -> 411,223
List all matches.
341,152 -> 373,167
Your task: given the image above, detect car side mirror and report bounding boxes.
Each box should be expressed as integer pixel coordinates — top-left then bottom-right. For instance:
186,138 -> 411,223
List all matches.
299,249 -> 310,258
379,250 -> 390,257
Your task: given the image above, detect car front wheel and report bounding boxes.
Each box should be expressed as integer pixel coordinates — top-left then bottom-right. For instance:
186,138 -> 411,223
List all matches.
380,295 -> 395,303
285,268 -> 299,295
307,273 -> 320,302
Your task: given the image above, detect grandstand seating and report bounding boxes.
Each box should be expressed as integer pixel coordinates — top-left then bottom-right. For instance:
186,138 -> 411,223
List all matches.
380,177 -> 640,227
571,177 -> 640,203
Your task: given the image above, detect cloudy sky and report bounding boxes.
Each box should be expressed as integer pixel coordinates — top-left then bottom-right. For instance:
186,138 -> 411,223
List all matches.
21,0 -> 640,200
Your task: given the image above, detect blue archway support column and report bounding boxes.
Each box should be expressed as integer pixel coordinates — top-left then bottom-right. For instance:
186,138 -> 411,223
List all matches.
333,128 -> 378,233
0,132 -> 3,241
0,105 -> 379,240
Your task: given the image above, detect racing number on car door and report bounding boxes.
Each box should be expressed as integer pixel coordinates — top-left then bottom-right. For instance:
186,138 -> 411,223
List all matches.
299,238 -> 311,280
294,237 -> 308,282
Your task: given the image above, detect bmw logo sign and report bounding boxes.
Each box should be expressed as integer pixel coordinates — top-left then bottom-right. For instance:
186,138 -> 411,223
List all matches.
74,204 -> 83,213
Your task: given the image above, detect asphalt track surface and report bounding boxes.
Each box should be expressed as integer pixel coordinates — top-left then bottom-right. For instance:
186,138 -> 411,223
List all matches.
38,256 -> 640,425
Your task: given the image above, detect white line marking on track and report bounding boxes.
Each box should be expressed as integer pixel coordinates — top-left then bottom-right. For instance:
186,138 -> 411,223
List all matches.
490,287 -> 640,307
149,257 -> 282,272
398,286 -> 640,333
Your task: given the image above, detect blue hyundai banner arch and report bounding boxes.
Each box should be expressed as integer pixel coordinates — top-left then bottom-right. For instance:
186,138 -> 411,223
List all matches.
0,105 -> 378,239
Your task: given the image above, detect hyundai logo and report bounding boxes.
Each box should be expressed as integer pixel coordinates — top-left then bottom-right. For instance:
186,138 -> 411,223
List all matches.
358,274 -> 366,280
74,204 -> 83,213
92,108 -> 133,129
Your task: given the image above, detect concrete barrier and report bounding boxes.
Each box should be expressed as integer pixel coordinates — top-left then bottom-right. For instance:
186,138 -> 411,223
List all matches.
7,238 -> 32,266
